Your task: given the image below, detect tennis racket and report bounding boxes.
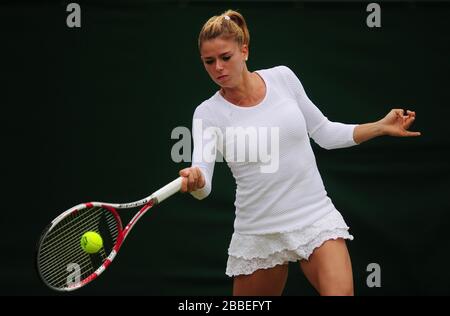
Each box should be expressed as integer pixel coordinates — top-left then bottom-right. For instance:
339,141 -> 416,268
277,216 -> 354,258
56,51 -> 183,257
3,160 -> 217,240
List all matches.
36,177 -> 183,292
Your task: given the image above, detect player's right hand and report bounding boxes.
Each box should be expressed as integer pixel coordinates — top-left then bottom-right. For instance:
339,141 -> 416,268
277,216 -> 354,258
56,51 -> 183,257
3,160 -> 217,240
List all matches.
179,167 -> 205,193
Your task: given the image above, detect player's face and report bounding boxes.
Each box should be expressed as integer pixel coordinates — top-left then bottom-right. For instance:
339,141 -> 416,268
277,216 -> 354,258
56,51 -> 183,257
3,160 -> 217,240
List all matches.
200,37 -> 248,89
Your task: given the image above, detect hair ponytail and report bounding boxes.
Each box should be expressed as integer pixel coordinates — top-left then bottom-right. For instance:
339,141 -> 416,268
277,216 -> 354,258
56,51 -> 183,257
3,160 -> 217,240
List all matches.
198,9 -> 250,51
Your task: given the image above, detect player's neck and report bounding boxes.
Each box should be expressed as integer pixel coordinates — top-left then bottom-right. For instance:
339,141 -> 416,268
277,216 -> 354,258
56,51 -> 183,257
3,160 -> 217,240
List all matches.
220,71 -> 262,107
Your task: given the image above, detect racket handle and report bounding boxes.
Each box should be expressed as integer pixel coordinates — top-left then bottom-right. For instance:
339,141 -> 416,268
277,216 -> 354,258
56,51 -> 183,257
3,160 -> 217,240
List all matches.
151,177 -> 183,204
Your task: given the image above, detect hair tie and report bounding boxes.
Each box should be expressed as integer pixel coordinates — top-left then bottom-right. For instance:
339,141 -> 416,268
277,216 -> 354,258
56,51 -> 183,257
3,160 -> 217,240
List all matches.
224,15 -> 231,21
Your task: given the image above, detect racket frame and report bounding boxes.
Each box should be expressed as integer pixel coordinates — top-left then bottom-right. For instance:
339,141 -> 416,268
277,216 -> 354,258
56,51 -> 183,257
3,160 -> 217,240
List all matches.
36,177 -> 182,291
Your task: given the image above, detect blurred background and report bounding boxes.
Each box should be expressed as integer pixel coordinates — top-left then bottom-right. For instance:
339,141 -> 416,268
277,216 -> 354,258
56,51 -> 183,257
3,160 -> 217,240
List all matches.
1,0 -> 450,295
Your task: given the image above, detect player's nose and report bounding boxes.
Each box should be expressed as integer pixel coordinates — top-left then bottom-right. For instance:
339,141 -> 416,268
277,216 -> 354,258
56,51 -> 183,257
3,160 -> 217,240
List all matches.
215,60 -> 224,71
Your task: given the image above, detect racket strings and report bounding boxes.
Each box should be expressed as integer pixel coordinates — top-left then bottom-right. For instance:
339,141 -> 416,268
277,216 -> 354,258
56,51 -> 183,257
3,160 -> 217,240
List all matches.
37,206 -> 119,290
38,209 -> 107,287
38,211 -> 118,276
39,208 -> 118,288
39,207 -> 118,261
39,207 -> 105,259
44,206 -> 104,242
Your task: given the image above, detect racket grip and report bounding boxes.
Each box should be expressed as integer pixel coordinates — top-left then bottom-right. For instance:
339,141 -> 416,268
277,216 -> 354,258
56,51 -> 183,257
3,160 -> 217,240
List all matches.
151,177 -> 183,204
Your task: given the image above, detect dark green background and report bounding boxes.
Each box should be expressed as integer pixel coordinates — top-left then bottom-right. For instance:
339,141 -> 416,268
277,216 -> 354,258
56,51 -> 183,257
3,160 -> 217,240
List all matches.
2,0 -> 450,295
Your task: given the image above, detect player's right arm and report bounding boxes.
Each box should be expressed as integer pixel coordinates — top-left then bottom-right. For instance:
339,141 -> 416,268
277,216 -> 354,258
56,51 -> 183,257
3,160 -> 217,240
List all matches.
179,104 -> 217,199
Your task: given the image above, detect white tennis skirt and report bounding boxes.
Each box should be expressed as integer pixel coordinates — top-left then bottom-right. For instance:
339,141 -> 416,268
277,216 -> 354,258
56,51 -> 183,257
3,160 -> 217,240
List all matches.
226,209 -> 354,277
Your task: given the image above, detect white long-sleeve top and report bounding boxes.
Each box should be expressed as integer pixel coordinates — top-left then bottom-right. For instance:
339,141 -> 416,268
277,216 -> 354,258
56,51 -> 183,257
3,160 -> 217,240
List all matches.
191,66 -> 358,234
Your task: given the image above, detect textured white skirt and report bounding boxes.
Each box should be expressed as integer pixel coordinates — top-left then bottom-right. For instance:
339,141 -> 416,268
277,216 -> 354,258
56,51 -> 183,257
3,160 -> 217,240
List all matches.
226,210 -> 353,277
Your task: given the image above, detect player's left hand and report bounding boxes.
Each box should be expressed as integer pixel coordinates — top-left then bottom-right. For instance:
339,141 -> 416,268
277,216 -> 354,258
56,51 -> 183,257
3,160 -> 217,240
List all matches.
378,109 -> 421,137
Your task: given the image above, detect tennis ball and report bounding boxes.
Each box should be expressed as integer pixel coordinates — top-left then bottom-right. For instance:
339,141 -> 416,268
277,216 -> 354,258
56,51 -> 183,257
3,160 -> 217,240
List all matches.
80,231 -> 103,254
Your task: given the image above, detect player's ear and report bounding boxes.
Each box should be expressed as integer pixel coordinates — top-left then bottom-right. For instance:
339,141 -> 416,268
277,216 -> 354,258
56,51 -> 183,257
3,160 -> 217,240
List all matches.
240,44 -> 248,60
241,44 -> 248,61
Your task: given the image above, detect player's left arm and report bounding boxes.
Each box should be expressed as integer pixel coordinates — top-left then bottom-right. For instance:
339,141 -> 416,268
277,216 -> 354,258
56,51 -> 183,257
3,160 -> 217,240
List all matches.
353,109 -> 421,144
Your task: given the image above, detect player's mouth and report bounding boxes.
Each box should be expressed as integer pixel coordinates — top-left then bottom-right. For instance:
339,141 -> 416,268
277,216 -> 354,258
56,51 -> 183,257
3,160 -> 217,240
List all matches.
217,75 -> 228,81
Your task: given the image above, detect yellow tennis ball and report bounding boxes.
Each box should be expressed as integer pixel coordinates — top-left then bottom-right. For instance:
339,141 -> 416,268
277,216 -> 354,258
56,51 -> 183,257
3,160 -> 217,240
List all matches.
80,231 -> 103,254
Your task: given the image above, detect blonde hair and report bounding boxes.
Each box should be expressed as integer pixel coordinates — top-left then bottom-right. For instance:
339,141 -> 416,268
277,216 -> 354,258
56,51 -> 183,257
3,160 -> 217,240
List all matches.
198,10 -> 250,51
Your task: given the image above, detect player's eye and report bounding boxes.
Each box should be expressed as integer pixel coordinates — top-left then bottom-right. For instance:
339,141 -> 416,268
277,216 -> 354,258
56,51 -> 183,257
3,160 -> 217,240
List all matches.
205,59 -> 214,65
222,56 -> 231,61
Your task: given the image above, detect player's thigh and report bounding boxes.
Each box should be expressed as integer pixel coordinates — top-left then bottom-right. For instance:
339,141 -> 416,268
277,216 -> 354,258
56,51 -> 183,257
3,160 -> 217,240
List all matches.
300,238 -> 353,295
233,264 -> 289,296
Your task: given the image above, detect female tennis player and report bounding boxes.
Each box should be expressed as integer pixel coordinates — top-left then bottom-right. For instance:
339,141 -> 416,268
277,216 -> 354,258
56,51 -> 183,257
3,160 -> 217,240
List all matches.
179,10 -> 420,296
